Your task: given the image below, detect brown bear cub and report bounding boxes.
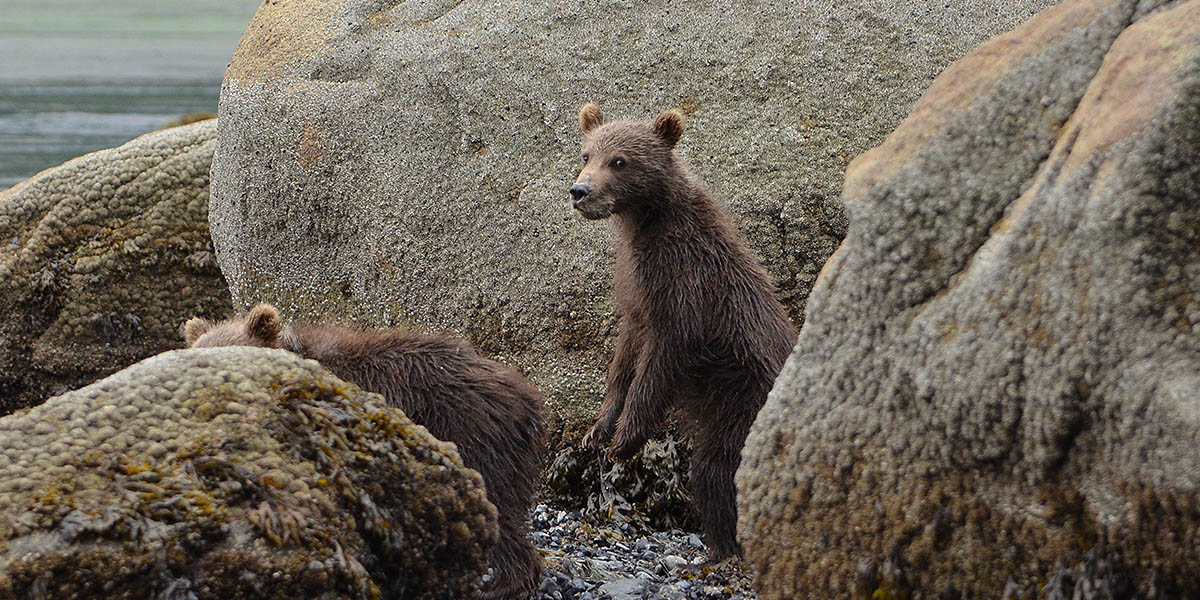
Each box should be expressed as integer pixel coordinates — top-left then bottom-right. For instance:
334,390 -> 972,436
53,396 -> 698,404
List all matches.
184,304 -> 544,600
571,104 -> 797,560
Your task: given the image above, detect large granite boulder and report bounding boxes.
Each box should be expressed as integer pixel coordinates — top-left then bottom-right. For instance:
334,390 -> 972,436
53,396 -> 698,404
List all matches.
0,347 -> 497,599
737,0 -> 1200,597
0,120 -> 231,415
210,0 -> 1058,432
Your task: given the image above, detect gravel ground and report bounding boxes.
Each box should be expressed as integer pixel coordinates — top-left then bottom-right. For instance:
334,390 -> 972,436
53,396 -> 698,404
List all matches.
528,504 -> 756,600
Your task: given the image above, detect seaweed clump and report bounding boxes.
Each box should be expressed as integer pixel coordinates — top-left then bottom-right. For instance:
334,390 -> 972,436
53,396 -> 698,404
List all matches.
545,427 -> 699,533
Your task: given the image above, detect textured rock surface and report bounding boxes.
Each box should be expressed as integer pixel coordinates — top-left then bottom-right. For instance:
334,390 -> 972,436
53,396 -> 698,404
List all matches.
0,347 -> 497,599
210,0 -> 1058,431
738,0 -> 1200,597
0,120 -> 231,415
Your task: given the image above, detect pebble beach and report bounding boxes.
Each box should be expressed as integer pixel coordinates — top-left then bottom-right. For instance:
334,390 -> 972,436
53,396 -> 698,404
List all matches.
529,505 -> 756,600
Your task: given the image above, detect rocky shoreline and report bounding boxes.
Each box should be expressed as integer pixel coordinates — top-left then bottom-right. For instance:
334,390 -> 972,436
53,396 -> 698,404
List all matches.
529,505 -> 755,600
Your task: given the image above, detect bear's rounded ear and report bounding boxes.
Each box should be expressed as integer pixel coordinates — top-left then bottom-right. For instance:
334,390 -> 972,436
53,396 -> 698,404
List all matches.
182,317 -> 213,346
653,109 -> 685,149
245,303 -> 282,346
579,103 -> 604,133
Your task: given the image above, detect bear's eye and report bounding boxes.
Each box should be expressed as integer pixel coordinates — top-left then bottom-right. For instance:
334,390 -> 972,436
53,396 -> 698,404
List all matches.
613,158 -> 626,168
581,154 -> 589,165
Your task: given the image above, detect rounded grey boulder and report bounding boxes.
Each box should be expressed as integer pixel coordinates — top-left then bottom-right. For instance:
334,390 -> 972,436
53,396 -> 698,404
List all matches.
209,0 -> 1058,430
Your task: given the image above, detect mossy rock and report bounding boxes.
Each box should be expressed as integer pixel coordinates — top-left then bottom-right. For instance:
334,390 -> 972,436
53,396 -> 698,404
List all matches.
0,347 -> 497,599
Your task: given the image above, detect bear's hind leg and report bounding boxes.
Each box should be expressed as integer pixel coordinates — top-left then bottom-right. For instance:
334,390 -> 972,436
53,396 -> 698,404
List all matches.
482,513 -> 542,600
688,423 -> 747,560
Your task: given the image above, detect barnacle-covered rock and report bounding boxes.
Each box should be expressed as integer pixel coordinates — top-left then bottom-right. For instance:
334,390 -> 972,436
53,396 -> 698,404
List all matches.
738,0 -> 1200,597
0,347 -> 497,599
0,119 -> 231,415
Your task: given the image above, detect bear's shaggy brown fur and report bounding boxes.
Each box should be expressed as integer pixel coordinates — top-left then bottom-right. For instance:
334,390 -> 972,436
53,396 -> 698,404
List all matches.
184,305 -> 544,600
571,103 -> 797,559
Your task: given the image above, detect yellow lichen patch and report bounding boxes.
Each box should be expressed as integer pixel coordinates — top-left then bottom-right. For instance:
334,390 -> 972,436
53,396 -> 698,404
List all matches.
28,486 -> 75,515
120,463 -> 153,476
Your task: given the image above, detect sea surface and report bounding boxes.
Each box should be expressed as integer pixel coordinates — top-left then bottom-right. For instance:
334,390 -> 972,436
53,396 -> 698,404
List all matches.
0,0 -> 259,189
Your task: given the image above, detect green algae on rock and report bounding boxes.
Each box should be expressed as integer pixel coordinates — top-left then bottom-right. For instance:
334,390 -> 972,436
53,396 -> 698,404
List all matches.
0,347 -> 497,599
0,119 -> 232,416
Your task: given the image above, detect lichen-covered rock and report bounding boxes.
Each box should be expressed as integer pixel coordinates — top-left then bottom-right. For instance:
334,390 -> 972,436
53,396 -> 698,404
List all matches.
737,0 -> 1200,597
0,347 -> 497,599
0,120 -> 231,415
210,0 -> 1058,434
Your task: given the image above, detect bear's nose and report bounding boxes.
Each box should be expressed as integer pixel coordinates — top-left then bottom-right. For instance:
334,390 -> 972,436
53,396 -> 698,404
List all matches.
569,183 -> 590,203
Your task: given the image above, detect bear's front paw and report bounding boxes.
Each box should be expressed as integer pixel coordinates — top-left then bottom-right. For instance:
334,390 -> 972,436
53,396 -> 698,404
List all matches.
581,419 -> 614,450
606,433 -> 644,462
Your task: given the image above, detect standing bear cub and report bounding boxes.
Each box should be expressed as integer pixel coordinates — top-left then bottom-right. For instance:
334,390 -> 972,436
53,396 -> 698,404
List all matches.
571,104 -> 797,559
184,304 -> 544,600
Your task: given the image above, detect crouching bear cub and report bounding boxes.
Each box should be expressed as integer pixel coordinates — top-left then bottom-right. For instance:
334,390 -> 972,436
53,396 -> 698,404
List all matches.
571,104 -> 797,560
184,304 -> 544,600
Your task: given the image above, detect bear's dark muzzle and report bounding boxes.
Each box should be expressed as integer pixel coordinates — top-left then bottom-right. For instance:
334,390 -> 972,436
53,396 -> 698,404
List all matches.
569,183 -> 590,207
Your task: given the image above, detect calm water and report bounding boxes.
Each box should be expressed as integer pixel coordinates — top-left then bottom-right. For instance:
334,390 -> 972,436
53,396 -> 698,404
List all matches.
0,0 -> 259,189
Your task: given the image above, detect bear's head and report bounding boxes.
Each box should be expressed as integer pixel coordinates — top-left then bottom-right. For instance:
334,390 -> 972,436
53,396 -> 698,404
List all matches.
183,303 -> 284,349
569,103 -> 685,220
